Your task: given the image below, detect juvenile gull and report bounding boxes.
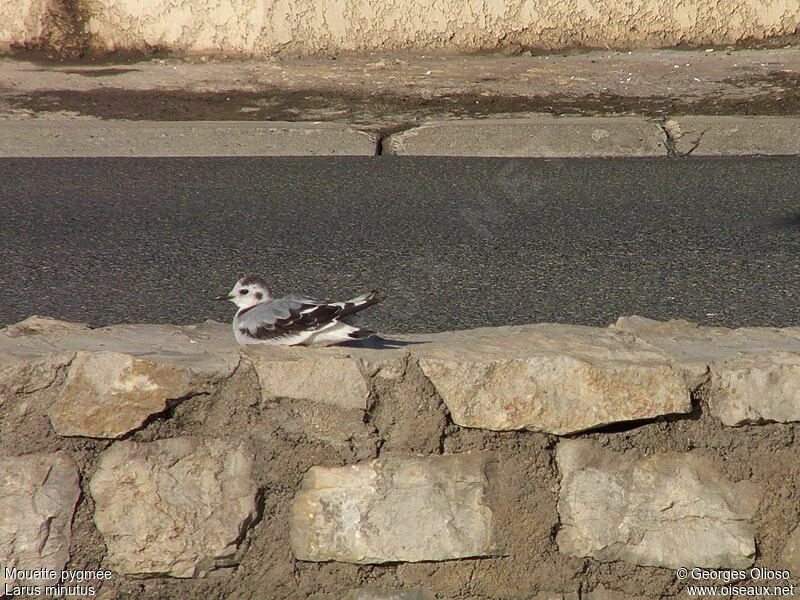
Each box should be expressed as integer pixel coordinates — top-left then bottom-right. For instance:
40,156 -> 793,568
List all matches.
216,275 -> 383,346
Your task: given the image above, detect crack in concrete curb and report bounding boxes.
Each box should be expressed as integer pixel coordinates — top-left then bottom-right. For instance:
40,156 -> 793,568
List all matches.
661,117 -> 706,158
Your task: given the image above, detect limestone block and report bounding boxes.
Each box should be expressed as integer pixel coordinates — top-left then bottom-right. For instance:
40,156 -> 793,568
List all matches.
612,316 -> 800,427
0,351 -> 74,399
0,317 -> 87,398
0,318 -> 239,437
414,324 -> 693,434
708,355 -> 800,426
2,316 -> 92,338
89,437 -> 258,577
49,350 -> 226,438
556,439 -> 758,569
291,452 -> 499,563
246,350 -> 372,409
0,451 -> 80,588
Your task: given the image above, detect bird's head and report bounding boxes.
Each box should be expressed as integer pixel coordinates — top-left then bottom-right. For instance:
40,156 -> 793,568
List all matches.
215,275 -> 272,309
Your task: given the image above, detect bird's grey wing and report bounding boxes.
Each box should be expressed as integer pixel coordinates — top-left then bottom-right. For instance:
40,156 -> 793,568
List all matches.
269,291 -> 383,331
281,292 -> 326,304
237,295 -> 337,341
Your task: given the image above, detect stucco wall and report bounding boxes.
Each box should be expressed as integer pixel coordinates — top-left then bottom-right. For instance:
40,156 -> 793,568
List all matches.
2,0 -> 800,57
0,0 -> 48,50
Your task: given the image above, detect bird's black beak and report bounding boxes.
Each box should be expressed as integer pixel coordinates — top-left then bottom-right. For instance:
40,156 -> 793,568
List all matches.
213,293 -> 231,301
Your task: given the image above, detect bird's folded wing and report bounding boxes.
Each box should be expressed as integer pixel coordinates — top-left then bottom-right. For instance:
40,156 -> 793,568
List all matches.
237,295 -> 336,340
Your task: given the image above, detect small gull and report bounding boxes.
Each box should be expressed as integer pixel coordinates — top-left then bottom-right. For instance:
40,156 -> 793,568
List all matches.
216,275 -> 383,346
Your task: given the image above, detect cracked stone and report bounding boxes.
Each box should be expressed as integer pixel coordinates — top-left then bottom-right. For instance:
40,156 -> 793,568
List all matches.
613,316 -> 800,427
89,437 -> 258,577
414,324 -> 695,434
49,350 -> 229,438
708,356 -> 800,426
1,319 -> 239,437
556,439 -> 758,569
0,350 -> 75,399
0,451 -> 81,588
290,452 -> 499,563
0,316 -> 84,399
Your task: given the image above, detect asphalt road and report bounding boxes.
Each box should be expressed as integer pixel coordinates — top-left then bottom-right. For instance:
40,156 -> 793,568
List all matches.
1,156 -> 799,333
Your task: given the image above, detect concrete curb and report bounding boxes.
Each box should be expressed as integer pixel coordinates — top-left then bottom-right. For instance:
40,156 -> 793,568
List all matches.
384,116 -> 800,158
2,116 -> 800,158
0,121 -> 377,157
664,116 -> 800,157
385,116 -> 666,157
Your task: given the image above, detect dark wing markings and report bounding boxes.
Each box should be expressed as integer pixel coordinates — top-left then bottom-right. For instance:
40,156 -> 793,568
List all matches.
245,302 -> 339,340
241,293 -> 383,341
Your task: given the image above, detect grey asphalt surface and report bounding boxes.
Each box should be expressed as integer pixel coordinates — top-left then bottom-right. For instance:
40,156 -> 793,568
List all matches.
1,156 -> 799,333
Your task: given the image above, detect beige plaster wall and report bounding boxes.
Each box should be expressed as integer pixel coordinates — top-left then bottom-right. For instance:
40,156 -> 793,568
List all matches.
0,0 -> 49,50
2,0 -> 800,56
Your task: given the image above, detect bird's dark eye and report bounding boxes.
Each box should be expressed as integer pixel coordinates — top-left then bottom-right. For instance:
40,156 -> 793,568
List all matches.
239,289 -> 249,295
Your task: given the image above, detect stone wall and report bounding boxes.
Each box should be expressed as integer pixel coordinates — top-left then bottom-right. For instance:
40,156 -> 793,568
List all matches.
1,0 -> 800,58
2,314 -> 800,599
